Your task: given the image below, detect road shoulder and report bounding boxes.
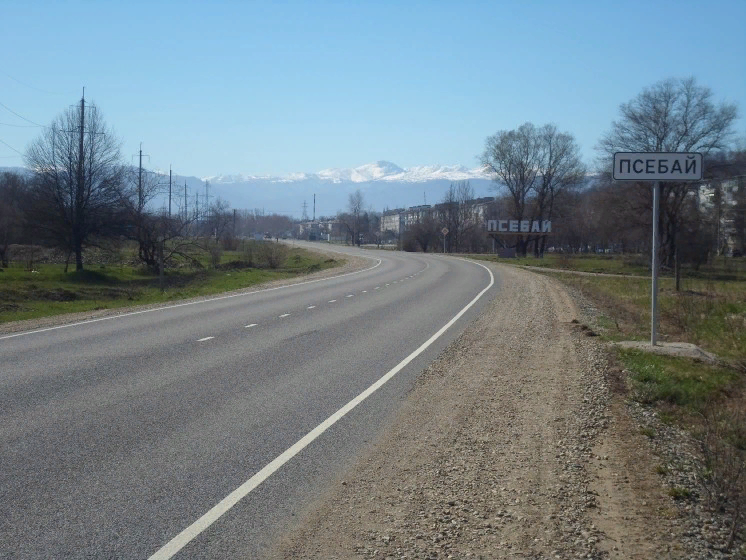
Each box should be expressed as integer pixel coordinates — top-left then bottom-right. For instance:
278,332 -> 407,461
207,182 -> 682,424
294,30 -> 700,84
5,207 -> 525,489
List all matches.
268,263 -> 696,559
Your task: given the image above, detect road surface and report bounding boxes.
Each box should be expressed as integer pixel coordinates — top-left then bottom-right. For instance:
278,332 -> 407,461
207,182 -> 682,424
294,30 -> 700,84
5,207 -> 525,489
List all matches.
1,244 -> 498,559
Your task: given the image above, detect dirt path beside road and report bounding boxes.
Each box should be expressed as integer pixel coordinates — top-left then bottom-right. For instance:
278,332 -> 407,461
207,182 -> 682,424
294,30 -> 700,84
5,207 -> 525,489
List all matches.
270,264 -> 691,559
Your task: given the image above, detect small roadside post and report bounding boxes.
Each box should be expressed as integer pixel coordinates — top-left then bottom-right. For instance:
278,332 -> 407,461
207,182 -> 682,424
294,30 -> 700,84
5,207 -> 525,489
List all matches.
613,152 -> 703,346
441,227 -> 449,253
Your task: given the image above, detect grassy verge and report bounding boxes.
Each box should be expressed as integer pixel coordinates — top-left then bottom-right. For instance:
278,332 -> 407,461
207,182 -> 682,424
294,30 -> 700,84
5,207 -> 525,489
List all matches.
468,252 -> 746,280
0,244 -> 342,324
538,273 -> 746,363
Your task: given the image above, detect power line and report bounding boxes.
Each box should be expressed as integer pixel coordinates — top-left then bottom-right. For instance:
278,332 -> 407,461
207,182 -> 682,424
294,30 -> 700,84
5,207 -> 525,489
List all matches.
0,138 -> 24,156
0,122 -> 41,128
2,73 -> 74,96
0,100 -> 45,127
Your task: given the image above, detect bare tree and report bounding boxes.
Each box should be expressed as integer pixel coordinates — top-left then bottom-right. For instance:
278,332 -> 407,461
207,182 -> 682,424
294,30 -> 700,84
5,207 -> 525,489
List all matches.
438,181 -> 476,252
597,77 -> 739,268
338,189 -> 365,245
25,101 -> 127,270
348,189 -> 364,246
533,125 -> 586,255
121,167 -> 168,270
406,211 -> 439,252
481,122 -> 584,256
0,172 -> 28,268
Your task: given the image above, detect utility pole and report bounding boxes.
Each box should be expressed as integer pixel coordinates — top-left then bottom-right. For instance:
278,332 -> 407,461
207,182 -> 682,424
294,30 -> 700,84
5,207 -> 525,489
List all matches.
302,200 -> 308,221
73,88 -> 85,270
168,165 -> 172,218
204,180 -> 210,221
138,144 -> 143,212
184,182 -> 188,221
313,193 -> 316,221
131,144 -> 150,217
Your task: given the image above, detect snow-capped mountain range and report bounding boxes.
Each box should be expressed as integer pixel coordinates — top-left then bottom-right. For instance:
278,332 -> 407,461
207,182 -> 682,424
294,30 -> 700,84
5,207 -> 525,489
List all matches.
197,161 -> 496,217
203,161 -> 492,186
1,161 -> 498,218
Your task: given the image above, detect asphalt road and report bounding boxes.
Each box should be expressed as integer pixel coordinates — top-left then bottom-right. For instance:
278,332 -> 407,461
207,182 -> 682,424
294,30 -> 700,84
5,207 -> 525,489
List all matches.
0,244 -> 499,559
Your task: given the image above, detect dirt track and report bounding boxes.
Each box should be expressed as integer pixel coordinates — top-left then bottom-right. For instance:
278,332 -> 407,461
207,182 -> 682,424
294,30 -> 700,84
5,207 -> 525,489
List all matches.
269,263 -> 698,559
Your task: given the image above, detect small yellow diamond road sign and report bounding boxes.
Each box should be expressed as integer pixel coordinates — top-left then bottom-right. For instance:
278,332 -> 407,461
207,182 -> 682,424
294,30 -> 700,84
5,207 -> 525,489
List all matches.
441,227 -> 449,235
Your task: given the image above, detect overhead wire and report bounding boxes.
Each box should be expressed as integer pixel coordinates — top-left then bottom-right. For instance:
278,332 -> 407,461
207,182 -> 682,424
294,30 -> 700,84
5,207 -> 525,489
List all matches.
0,122 -> 41,128
3,73 -> 74,96
0,100 -> 45,127
0,138 -> 24,156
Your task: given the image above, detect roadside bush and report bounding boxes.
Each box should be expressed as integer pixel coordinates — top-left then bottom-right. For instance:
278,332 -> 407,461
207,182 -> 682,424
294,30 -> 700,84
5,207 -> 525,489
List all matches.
257,242 -> 288,269
242,240 -> 256,267
208,243 -> 222,268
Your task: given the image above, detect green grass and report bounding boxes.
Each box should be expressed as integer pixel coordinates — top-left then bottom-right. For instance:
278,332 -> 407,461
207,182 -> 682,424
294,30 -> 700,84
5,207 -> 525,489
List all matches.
467,252 -> 746,280
667,487 -> 692,500
527,272 -> 746,362
467,253 -> 652,276
619,348 -> 740,409
466,253 -> 746,361
0,246 -> 341,324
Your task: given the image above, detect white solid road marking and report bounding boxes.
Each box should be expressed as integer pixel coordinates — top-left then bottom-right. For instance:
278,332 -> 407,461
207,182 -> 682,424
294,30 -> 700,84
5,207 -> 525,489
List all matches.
148,259 -> 495,560
197,337 -> 214,342
245,324 -> 258,328
279,313 -> 290,318
0,257 -> 383,341
328,299 -> 336,303
307,305 -> 316,309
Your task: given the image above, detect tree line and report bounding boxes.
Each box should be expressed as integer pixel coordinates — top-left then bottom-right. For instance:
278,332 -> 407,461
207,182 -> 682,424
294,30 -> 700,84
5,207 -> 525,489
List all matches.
396,76 -> 743,265
2,76 -> 742,270
0,98 -> 298,272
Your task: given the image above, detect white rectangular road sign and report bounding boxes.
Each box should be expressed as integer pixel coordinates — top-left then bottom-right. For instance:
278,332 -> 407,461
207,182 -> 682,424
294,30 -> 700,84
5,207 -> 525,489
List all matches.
613,152 -> 703,182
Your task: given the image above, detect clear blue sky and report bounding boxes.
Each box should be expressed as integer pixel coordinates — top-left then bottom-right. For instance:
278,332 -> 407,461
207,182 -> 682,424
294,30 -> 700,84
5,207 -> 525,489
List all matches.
1,0 -> 744,177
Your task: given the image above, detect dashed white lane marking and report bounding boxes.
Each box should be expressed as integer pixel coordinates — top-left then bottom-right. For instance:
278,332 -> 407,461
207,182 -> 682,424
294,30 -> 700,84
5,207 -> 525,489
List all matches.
345,294 -> 354,298
374,286 -> 380,290
147,260 -> 495,560
245,324 -> 258,328
328,299 -> 337,303
197,337 -> 214,342
385,283 -> 390,286
361,290 -> 367,293
307,306 -> 316,309
279,313 -> 290,318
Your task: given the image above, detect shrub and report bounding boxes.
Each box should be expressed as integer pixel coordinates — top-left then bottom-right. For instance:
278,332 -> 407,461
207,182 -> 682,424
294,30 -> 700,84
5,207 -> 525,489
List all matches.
258,242 -> 288,269
208,243 -> 222,268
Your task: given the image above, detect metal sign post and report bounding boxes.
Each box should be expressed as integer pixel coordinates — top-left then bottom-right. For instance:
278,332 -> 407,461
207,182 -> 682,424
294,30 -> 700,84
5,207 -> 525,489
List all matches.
441,227 -> 448,253
651,181 -> 660,346
613,152 -> 703,346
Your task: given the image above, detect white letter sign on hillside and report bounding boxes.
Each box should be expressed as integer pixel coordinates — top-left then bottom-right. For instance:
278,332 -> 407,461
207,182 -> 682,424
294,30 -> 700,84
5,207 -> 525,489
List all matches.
613,152 -> 703,181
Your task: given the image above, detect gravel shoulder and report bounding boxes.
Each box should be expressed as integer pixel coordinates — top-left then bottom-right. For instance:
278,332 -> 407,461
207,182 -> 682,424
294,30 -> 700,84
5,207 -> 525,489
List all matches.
0,249 -> 371,336
268,263 -> 708,559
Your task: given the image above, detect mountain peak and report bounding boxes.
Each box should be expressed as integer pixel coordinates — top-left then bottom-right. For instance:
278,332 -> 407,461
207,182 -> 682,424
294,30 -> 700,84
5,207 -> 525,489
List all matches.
202,161 -> 491,185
